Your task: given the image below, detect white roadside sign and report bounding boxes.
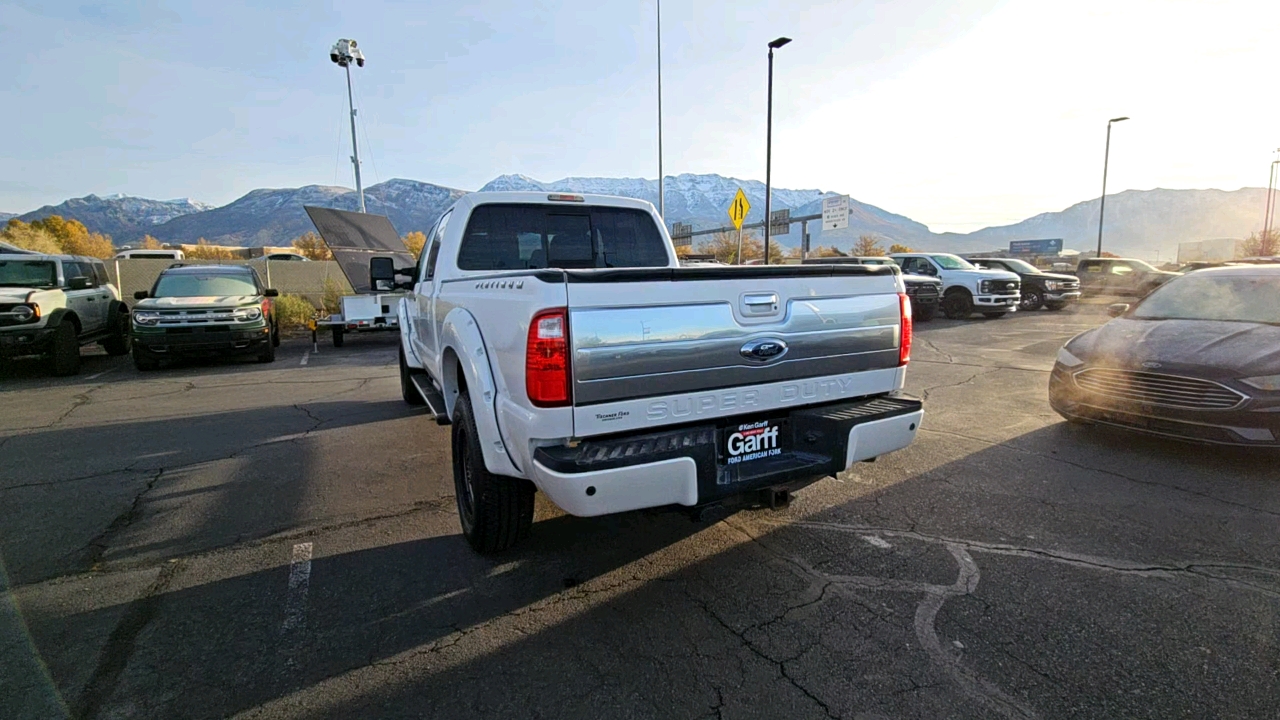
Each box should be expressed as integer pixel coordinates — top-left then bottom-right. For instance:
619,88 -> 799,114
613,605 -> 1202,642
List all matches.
822,195 -> 850,231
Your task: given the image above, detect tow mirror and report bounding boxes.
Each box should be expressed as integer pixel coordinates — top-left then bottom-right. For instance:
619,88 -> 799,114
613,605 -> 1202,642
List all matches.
67,276 -> 91,290
134,290 -> 150,300
370,256 -> 396,288
263,288 -> 280,298
1107,303 -> 1130,318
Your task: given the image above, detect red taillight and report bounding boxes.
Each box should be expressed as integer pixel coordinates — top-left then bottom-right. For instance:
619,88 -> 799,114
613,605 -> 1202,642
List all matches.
526,308 -> 571,407
898,292 -> 912,365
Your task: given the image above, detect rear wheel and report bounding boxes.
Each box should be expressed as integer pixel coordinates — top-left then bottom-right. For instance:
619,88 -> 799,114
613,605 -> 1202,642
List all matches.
132,345 -> 160,371
942,290 -> 974,320
332,326 -> 345,348
50,322 -> 81,376
452,391 -> 535,553
1019,290 -> 1044,312
913,303 -> 937,322
400,345 -> 426,406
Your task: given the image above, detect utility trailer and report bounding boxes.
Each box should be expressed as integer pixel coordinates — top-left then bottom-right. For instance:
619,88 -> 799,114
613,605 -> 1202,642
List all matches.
304,206 -> 417,347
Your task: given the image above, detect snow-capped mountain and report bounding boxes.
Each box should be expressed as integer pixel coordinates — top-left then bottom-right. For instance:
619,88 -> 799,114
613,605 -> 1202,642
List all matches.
16,194 -> 213,242
153,179 -> 468,246
0,212 -> 15,223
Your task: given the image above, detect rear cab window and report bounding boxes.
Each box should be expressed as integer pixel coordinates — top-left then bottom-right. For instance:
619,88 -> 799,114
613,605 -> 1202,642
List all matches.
457,204 -> 670,271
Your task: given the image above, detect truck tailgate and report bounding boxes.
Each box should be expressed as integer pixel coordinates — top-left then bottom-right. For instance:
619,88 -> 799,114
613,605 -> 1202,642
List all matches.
564,266 -> 905,436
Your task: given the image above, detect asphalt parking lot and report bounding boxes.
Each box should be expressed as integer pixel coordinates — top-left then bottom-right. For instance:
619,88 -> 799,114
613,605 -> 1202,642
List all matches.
3,307 -> 1278,719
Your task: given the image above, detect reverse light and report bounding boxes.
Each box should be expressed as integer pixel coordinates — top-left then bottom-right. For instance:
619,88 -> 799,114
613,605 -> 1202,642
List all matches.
1056,347 -> 1085,368
547,194 -> 584,203
898,292 -> 912,366
526,308 -> 571,407
1241,375 -> 1280,392
132,310 -> 161,326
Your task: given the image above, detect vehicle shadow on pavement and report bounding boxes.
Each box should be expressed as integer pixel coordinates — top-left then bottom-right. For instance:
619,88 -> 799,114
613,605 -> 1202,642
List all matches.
24,421 -> 1280,719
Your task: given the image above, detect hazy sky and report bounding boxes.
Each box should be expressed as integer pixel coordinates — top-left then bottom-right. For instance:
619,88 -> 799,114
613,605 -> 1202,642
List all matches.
3,0 -> 1277,232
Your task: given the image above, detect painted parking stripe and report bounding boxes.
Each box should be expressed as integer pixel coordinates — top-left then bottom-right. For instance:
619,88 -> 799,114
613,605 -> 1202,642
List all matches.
300,351 -> 310,366
282,542 -> 313,632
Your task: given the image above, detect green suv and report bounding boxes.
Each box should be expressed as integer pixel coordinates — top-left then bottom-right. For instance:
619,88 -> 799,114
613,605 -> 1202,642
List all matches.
131,264 -> 280,370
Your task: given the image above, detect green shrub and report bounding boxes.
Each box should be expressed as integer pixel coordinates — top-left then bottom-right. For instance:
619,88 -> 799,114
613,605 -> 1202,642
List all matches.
322,278 -> 350,315
274,294 -> 319,330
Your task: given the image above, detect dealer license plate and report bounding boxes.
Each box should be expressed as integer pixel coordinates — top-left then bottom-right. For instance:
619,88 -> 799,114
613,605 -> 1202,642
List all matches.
721,419 -> 788,466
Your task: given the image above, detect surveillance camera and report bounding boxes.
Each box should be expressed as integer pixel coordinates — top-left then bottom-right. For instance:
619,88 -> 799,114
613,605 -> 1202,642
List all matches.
349,40 -> 357,48
356,57 -> 364,67
330,53 -> 339,63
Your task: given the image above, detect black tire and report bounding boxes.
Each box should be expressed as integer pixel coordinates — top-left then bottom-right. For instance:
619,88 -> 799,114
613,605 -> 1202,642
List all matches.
400,345 -> 426,406
1044,302 -> 1067,312
982,312 -> 1007,319
50,322 -> 81,376
272,319 -> 281,347
913,303 -> 937,322
942,290 -> 974,320
1019,290 -> 1044,312
452,391 -> 535,554
332,325 -> 345,348
132,345 -> 160,371
101,310 -> 132,356
257,336 -> 276,363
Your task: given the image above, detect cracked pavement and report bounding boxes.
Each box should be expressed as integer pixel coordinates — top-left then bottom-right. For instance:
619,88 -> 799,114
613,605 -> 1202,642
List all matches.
2,309 -> 1278,719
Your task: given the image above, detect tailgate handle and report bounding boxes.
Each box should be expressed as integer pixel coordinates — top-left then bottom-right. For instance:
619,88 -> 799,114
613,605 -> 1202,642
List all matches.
743,293 -> 778,307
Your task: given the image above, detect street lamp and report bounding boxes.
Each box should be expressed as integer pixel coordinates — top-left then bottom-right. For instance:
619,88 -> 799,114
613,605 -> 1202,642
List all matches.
656,0 -> 664,220
1264,149 -> 1280,242
763,36 -> 791,265
1095,116 -> 1128,258
330,38 -> 367,214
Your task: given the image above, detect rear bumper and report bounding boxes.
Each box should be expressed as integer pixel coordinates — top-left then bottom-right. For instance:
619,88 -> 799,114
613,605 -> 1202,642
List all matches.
531,394 -> 923,516
134,327 -> 270,356
0,327 -> 57,358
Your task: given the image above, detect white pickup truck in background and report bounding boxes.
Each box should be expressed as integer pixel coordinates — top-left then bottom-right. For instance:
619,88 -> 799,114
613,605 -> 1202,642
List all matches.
381,191 -> 924,552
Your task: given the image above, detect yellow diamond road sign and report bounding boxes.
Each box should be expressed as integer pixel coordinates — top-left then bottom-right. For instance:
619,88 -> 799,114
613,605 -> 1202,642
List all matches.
728,188 -> 750,231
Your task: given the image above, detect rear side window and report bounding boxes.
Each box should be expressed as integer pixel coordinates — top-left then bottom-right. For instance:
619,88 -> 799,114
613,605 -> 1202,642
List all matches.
92,262 -> 110,286
457,204 -> 669,271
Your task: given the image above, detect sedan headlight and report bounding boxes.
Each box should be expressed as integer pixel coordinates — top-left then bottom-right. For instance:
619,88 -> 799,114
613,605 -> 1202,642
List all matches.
233,306 -> 263,322
132,311 -> 161,326
1056,347 -> 1085,368
1241,375 -> 1280,392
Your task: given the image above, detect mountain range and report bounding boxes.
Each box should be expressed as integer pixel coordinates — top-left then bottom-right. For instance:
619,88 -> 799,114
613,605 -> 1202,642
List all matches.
5,176 -> 1270,260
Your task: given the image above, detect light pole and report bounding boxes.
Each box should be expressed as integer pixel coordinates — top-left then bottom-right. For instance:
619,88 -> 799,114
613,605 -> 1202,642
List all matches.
656,0 -> 664,220
763,36 -> 791,265
1095,116 -> 1128,258
1264,150 -> 1279,241
330,39 -> 367,213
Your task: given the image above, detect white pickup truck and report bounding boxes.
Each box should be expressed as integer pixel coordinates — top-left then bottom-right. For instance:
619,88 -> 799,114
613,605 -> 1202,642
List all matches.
889,252 -> 1022,319
383,192 -> 923,552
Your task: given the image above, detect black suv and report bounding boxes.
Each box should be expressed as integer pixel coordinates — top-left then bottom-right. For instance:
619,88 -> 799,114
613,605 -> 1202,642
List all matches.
130,265 -> 280,369
1074,258 -> 1178,297
970,257 -> 1081,311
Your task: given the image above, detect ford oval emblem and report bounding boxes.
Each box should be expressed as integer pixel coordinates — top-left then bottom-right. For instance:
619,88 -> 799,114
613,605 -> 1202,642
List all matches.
741,338 -> 788,363
1141,361 -> 1162,369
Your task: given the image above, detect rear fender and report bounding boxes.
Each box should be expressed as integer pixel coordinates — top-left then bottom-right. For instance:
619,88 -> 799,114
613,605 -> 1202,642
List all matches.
439,307 -> 522,478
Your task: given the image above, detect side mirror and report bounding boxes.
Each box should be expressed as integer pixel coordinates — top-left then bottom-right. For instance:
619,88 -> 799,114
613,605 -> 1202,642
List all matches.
134,290 -> 150,300
370,256 -> 396,286
67,276 -> 91,290
263,288 -> 280,297
1107,303 -> 1130,318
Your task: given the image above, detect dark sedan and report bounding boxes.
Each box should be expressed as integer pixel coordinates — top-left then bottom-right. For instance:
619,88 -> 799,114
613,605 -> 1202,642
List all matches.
1049,265 -> 1280,447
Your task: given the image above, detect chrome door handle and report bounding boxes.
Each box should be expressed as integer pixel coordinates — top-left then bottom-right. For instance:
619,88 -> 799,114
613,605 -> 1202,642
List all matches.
743,293 -> 778,306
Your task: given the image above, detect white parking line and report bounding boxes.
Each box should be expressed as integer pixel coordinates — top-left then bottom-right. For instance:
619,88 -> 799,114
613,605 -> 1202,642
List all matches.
85,367 -> 119,380
281,542 -> 313,632
300,351 -> 310,366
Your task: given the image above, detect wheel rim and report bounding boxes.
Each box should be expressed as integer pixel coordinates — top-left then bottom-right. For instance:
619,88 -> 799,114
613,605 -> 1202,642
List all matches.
1021,292 -> 1042,310
454,431 -> 477,530
946,295 -> 968,315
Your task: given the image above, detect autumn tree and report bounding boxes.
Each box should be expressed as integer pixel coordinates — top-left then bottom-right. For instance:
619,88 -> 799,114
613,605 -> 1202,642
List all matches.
0,220 -> 61,254
694,230 -> 784,265
813,245 -> 846,258
402,231 -> 427,258
888,243 -> 913,254
852,235 -> 886,257
673,243 -> 697,258
1243,230 -> 1279,257
28,215 -> 115,258
185,239 -> 238,261
291,231 -> 333,260
140,235 -> 163,250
